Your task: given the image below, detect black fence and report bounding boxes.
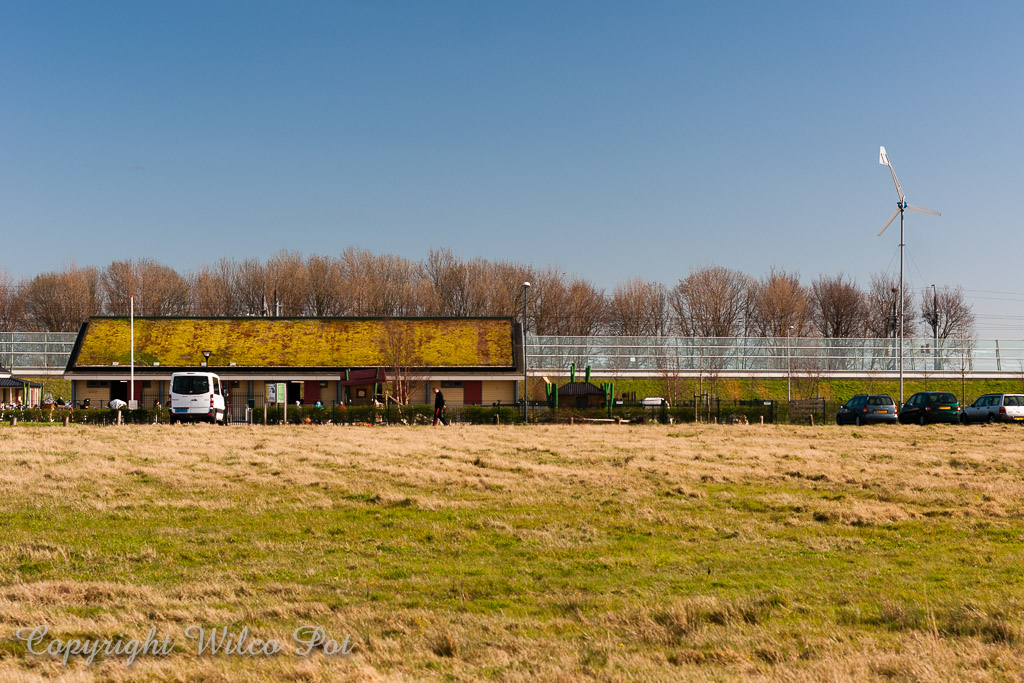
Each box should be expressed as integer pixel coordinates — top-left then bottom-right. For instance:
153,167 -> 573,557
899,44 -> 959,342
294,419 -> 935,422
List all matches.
7,394 -> 811,426
532,398 -> 776,424
786,398 -> 828,425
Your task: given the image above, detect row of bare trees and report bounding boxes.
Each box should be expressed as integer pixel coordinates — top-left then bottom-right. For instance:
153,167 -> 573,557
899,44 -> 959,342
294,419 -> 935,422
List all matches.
0,250 -> 974,338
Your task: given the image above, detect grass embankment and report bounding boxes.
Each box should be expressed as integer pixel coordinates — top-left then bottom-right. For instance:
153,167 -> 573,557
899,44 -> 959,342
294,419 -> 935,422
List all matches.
2,424 -> 1024,680
606,377 -> 1024,404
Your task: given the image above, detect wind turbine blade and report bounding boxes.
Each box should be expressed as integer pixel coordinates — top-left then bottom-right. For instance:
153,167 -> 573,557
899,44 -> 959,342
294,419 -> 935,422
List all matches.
879,146 -> 888,165
906,205 -> 940,217
887,162 -> 905,204
878,209 -> 900,236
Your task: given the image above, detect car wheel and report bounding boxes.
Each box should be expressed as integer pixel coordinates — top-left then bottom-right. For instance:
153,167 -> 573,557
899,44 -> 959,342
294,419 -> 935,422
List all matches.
987,414 -> 996,424
919,415 -> 926,426
961,414 -> 969,425
855,416 -> 862,426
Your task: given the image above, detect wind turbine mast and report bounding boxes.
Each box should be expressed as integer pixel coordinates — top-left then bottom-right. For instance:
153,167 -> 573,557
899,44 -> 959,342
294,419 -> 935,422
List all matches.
877,146 -> 941,404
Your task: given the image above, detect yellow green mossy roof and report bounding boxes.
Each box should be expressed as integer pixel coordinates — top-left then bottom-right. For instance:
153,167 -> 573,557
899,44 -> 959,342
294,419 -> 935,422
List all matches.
73,318 -> 514,368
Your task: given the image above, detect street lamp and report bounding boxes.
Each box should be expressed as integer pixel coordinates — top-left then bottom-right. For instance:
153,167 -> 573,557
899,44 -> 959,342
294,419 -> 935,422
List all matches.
787,325 -> 794,402
522,281 -> 531,422
201,350 -> 212,367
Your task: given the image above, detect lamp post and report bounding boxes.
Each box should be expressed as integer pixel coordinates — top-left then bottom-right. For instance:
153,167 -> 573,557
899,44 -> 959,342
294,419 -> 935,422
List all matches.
130,294 -> 135,408
202,350 -> 212,367
931,283 -> 939,372
522,281 -> 531,422
787,325 -> 794,402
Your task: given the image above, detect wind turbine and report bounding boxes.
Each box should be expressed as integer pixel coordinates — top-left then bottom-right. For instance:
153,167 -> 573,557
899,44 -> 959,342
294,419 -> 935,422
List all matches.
877,146 -> 940,404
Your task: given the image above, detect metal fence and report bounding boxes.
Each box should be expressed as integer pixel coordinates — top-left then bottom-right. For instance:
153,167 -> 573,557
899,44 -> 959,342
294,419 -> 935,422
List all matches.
8,331 -> 1024,379
1,332 -> 77,374
138,391 -> 354,423
527,335 -> 1022,377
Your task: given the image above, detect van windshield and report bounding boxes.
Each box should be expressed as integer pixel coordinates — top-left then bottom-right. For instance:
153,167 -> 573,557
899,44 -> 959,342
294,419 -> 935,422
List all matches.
172,376 -> 210,395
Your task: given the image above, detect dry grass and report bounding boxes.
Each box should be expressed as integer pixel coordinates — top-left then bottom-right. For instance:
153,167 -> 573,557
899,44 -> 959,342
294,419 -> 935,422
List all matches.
1,422 -> 1024,680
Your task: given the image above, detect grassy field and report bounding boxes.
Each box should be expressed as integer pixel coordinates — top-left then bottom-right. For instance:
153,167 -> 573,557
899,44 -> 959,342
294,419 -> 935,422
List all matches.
2,423 -> 1024,680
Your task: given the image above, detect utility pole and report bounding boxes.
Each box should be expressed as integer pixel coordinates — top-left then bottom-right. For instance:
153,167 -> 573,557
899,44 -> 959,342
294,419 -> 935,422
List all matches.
890,287 -> 898,372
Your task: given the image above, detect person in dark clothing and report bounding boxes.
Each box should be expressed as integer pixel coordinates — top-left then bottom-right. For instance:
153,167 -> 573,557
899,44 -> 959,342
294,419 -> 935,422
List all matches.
433,387 -> 449,426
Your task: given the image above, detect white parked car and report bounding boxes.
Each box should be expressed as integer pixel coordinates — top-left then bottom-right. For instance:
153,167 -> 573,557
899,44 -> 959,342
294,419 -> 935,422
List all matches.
962,393 -> 1024,424
168,372 -> 227,424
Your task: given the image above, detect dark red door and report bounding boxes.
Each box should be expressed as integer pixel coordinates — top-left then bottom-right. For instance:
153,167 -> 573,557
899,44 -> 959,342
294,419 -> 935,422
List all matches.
463,381 -> 482,405
304,381 -> 320,405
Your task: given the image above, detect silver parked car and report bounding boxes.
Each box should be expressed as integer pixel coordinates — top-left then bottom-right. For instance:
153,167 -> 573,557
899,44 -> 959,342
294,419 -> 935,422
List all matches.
961,393 -> 1024,424
836,394 -> 898,425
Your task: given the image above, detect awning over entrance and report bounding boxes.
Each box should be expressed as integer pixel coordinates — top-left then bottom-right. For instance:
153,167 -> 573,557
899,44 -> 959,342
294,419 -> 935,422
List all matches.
338,368 -> 387,386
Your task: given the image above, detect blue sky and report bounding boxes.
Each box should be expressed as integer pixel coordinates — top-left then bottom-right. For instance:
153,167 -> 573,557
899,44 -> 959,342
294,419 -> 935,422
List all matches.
2,1 -> 1022,335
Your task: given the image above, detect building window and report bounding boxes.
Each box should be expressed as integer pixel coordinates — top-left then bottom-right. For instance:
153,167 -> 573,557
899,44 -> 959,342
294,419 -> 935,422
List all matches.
231,381 -> 240,388
86,381 -> 109,388
441,381 -> 463,388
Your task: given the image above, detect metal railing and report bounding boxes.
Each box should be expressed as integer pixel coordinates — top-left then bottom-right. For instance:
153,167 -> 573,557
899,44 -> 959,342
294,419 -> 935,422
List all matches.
5,331 -> 1024,379
527,335 -> 1021,377
1,332 -> 78,375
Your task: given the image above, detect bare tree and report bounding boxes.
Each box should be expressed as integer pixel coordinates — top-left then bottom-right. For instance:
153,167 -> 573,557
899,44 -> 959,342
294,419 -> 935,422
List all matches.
669,265 -> 752,337
481,259 -> 535,320
811,273 -> 865,338
0,270 -> 23,330
266,250 -> 309,315
919,284 -> 974,340
423,248 -> 472,316
339,248 -> 424,316
530,266 -> 570,336
190,259 -> 240,316
864,273 -> 916,339
561,277 -> 607,336
749,268 -> 813,337
232,258 -> 269,316
101,259 -> 190,316
377,320 -> 424,405
21,263 -> 103,331
305,254 -> 345,316
608,278 -> 668,336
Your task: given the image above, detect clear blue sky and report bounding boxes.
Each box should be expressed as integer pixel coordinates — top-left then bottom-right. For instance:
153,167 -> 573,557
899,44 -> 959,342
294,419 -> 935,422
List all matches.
2,1 -> 1022,335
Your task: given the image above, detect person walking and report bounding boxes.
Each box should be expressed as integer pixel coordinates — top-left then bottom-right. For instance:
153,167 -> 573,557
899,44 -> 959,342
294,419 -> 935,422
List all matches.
433,387 -> 449,426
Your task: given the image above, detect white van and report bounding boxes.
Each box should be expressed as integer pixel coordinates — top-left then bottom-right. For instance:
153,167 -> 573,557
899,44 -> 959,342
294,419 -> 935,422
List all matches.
641,397 -> 669,409
168,372 -> 227,424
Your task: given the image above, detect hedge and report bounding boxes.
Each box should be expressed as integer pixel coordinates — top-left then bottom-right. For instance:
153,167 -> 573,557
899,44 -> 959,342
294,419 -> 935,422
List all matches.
0,407 -> 169,425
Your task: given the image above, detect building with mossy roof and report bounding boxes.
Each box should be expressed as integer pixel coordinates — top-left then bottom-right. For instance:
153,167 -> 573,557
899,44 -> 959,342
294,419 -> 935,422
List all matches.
65,316 -> 523,413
